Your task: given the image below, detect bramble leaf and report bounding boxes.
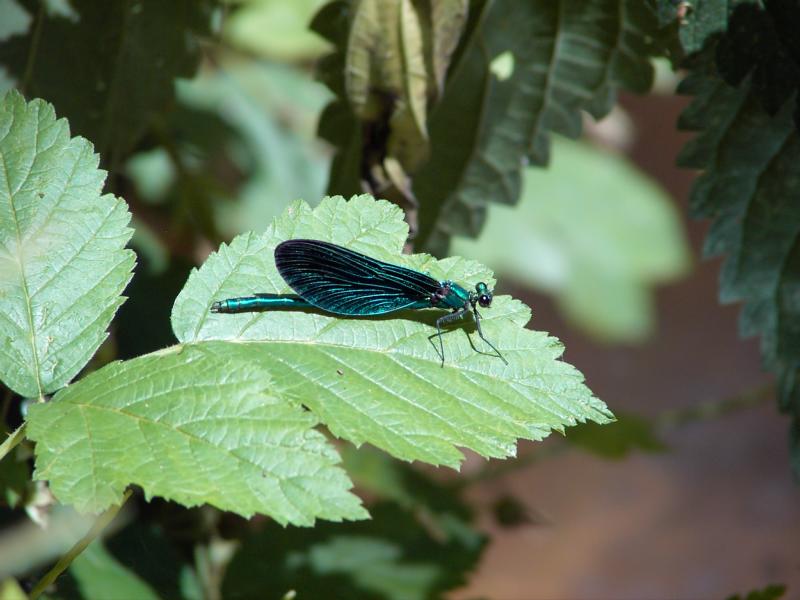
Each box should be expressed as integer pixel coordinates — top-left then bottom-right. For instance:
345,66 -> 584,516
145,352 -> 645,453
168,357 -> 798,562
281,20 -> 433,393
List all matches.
172,195 -> 612,468
27,342 -> 366,524
0,91 -> 134,398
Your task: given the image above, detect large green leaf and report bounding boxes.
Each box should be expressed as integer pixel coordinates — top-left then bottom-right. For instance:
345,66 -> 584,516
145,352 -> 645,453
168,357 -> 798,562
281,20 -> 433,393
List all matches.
26,342 -> 366,524
172,195 -> 612,468
0,91 -> 134,398
411,0 -> 659,253
0,0 -> 213,166
677,48 -> 800,474
452,137 -> 690,342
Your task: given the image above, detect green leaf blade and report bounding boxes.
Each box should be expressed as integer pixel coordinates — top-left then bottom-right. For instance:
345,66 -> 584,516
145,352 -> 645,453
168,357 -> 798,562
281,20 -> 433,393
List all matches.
0,0 -> 213,164
27,342 -> 366,524
0,91 -> 135,398
678,47 -> 800,475
172,195 -> 612,468
413,0 -> 659,253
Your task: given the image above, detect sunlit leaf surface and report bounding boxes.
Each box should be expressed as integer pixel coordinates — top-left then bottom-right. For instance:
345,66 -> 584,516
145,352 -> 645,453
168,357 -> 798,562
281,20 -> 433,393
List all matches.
173,195 -> 612,468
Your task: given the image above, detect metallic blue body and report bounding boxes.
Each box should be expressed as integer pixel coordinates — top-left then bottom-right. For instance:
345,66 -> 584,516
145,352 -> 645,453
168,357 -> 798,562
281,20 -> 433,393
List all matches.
210,239 -> 506,365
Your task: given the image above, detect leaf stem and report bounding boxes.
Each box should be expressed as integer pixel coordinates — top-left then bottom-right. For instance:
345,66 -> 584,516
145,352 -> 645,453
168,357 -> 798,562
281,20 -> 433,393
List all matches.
28,489 -> 133,599
654,382 -> 774,431
0,423 -> 26,463
20,1 -> 46,95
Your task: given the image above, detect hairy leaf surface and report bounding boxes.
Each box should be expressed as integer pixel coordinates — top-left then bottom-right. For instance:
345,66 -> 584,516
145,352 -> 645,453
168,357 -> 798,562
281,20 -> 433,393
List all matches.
0,91 -> 134,398
172,195 -> 612,468
27,342 -> 366,524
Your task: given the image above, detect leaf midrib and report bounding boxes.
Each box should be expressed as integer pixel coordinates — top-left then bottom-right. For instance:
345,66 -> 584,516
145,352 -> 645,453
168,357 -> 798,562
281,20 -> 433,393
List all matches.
0,103 -> 43,399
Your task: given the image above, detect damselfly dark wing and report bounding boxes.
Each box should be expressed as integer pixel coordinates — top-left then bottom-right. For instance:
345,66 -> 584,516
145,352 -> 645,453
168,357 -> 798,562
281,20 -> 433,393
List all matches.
274,239 -> 441,315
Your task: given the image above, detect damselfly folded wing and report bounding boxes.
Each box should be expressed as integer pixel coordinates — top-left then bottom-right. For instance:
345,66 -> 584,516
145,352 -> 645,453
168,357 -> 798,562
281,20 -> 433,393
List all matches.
274,239 -> 440,316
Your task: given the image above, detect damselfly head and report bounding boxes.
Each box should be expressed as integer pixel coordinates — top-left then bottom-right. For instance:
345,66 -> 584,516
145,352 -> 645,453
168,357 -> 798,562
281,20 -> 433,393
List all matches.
475,282 -> 493,308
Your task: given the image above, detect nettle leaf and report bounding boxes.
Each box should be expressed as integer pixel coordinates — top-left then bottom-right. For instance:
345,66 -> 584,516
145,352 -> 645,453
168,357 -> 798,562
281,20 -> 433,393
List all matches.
678,48 -> 800,474
26,342 -> 366,524
412,0 -> 659,254
0,91 -> 134,398
452,137 -> 690,342
0,0 -> 213,166
172,195 -> 612,468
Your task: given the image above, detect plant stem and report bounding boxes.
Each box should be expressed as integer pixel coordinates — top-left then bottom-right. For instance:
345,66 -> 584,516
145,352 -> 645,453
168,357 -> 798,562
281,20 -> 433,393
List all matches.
654,382 -> 774,431
29,489 -> 133,600
461,382 -> 776,488
20,1 -> 45,95
0,423 -> 26,463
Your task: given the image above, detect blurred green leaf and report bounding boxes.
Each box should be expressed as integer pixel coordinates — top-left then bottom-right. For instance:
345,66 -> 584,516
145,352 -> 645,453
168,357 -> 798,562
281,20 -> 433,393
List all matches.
115,257 -> 192,360
412,0 -> 659,254
491,494 -> 541,529
341,444 -> 414,508
341,444 -> 485,541
100,521 -> 192,600
453,137 -> 690,342
223,476 -> 484,600
0,504 -> 95,578
223,0 -> 331,61
726,583 -> 787,600
303,536 -> 440,600
312,1 -> 363,196
172,195 -> 612,468
0,0 -> 214,166
69,541 -> 160,600
0,578 -> 26,600
429,0 -> 469,99
27,342 -> 366,524
124,149 -> 176,206
566,411 -> 667,459
0,445 -> 29,508
0,91 -> 135,398
173,62 -> 332,235
678,48 -> 800,476
0,0 -> 30,42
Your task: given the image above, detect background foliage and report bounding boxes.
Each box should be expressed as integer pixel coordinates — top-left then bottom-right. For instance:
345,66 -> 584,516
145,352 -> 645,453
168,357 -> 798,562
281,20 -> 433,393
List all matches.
0,0 -> 797,597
